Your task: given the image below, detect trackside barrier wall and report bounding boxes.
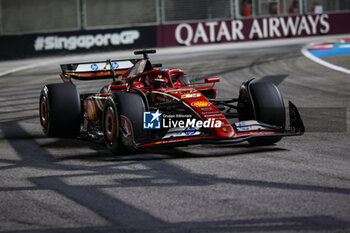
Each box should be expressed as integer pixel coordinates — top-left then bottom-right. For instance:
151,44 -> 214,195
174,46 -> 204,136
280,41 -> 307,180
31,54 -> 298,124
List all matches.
0,26 -> 157,59
1,11 -> 350,59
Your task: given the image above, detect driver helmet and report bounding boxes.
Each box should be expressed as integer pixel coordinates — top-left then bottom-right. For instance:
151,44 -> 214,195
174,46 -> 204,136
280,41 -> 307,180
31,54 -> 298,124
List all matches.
154,75 -> 166,82
153,75 -> 168,88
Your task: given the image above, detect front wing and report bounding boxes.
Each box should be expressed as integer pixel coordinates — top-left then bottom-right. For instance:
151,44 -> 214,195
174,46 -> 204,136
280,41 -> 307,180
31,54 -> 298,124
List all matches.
135,101 -> 304,148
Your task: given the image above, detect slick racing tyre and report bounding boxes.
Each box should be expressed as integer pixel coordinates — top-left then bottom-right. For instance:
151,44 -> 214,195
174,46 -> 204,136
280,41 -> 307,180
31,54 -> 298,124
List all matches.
39,83 -> 81,137
102,92 -> 146,154
243,81 -> 286,146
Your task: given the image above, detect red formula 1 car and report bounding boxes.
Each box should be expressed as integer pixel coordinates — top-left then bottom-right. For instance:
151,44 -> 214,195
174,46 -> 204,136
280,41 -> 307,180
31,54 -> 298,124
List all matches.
39,50 -> 304,154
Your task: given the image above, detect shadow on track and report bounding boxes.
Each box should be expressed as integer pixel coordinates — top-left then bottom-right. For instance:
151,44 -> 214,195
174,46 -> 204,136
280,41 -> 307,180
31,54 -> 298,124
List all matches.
50,141 -> 287,162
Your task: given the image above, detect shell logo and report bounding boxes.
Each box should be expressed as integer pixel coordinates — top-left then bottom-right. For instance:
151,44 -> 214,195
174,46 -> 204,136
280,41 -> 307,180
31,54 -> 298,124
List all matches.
191,101 -> 211,107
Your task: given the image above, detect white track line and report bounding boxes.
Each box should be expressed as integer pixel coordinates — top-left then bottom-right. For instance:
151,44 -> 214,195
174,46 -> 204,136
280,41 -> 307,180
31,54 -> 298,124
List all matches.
1,35 -> 350,77
0,52 -> 133,78
301,43 -> 350,75
0,60 -> 56,77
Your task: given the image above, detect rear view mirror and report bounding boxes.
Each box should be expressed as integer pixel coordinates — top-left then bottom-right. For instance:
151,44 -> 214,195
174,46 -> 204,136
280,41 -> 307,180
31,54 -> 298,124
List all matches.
205,77 -> 220,83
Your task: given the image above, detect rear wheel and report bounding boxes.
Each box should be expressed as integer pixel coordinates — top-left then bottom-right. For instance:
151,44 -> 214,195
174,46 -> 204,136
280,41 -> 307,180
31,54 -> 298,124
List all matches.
102,92 -> 146,154
39,83 -> 81,137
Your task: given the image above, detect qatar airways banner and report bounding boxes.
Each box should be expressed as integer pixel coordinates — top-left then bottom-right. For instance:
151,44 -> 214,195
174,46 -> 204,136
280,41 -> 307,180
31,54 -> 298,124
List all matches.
157,12 -> 350,47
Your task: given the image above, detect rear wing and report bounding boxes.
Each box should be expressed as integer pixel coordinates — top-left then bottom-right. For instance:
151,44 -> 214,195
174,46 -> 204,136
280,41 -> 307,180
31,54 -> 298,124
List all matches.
60,59 -> 137,81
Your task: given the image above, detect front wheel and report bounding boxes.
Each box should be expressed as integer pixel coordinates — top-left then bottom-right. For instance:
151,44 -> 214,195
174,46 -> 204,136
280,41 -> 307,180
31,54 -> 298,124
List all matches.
102,92 -> 147,154
249,82 -> 285,145
102,98 -> 120,153
238,81 -> 285,146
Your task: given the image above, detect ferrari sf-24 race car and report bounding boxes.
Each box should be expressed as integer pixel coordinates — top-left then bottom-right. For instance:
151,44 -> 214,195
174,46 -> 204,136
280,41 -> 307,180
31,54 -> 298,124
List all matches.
39,50 -> 304,154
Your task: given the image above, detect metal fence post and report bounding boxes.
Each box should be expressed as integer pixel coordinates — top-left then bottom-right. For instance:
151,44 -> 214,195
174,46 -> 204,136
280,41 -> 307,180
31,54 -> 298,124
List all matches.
79,0 -> 86,30
0,0 -> 2,35
157,0 -> 162,25
230,0 -> 235,18
300,0 -> 306,14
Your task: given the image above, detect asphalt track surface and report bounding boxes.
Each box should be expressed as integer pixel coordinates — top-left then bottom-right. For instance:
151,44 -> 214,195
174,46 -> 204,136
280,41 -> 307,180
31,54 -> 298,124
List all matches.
0,36 -> 349,233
